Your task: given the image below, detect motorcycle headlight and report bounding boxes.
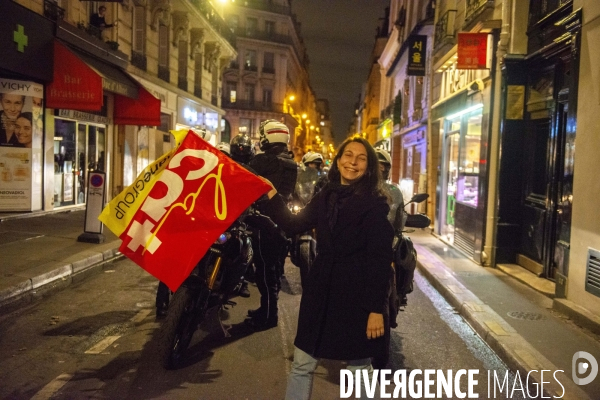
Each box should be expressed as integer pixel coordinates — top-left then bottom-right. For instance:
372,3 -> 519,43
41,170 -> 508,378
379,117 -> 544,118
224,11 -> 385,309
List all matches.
215,232 -> 231,244
293,205 -> 300,213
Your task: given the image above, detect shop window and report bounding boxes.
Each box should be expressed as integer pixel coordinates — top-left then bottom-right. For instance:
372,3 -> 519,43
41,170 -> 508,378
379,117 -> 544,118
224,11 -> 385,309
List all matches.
456,109 -> 482,207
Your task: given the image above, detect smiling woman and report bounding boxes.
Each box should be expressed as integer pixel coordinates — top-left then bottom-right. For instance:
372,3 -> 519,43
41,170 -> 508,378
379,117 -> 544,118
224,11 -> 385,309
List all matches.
260,135 -> 394,399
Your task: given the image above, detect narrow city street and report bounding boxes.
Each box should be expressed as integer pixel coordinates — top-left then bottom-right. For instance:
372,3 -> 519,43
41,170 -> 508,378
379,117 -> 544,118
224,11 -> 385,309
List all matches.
0,257 -> 525,400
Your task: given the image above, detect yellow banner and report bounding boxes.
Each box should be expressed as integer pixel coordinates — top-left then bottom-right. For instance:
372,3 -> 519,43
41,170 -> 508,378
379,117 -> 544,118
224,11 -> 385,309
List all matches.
99,129 -> 188,237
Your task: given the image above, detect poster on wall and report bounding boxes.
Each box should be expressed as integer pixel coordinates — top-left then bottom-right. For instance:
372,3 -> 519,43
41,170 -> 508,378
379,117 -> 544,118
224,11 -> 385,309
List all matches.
0,148 -> 32,210
0,78 -> 44,211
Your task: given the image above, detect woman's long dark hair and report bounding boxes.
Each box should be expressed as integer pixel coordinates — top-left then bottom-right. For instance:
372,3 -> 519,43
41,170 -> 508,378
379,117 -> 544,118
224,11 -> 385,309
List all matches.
328,136 -> 387,198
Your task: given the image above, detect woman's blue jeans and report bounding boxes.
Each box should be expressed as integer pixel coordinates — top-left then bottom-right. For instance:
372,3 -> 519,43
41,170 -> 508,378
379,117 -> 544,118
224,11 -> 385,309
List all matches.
285,346 -> 379,400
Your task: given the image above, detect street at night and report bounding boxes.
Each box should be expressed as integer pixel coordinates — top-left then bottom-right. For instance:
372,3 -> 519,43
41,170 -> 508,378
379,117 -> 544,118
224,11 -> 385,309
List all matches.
1,256 -> 532,400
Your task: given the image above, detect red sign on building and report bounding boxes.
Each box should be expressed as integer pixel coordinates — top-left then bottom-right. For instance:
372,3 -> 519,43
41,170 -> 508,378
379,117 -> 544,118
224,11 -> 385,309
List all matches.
457,33 -> 489,69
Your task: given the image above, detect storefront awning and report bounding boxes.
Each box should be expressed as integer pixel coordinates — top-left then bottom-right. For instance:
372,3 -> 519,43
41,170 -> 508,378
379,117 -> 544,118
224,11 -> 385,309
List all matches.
71,48 -> 139,99
114,85 -> 161,126
46,41 -> 103,111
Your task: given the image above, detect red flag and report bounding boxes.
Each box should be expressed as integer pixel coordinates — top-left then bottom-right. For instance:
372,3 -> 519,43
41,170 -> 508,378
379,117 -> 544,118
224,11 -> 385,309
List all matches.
118,131 -> 271,291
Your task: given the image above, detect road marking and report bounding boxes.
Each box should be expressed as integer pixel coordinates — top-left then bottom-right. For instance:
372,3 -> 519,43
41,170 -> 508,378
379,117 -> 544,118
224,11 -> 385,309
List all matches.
85,336 -> 121,354
30,373 -> 72,400
130,309 -> 151,324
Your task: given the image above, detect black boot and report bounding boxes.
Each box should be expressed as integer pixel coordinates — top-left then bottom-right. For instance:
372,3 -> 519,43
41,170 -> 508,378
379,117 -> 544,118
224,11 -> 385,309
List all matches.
245,313 -> 278,331
238,281 -> 250,298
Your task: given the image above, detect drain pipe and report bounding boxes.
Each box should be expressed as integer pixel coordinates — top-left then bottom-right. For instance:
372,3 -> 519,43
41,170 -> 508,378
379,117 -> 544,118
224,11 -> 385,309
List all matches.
483,0 -> 511,267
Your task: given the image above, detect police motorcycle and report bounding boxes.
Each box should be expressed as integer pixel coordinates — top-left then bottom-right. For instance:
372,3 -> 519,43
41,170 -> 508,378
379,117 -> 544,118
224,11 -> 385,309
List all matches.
289,152 -> 323,287
157,203 -> 282,369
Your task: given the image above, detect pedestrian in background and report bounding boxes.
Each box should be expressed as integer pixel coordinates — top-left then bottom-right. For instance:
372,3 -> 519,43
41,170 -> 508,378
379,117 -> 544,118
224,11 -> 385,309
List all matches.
90,6 -> 115,38
261,136 -> 394,399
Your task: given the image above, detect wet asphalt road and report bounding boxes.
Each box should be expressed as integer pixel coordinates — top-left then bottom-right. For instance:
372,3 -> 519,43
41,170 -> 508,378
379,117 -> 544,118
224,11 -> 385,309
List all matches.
0,257 -> 527,399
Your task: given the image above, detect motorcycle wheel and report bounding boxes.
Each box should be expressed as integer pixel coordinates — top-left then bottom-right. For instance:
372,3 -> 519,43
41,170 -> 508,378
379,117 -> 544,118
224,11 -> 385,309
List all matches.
299,240 -> 313,272
158,286 -> 207,369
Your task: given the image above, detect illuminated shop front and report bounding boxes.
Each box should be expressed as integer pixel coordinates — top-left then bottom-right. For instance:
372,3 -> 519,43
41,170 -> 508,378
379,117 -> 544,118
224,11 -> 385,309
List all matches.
432,55 -> 491,261
176,97 -> 222,146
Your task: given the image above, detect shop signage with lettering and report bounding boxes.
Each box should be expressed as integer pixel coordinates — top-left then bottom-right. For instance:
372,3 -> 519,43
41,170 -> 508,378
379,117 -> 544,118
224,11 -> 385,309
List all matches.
58,109 -> 109,124
457,33 -> 491,69
407,35 -> 427,76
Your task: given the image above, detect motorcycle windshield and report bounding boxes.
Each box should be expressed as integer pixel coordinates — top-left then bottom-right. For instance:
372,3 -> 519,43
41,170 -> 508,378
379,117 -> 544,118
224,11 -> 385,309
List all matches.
384,182 -> 404,227
295,168 -> 320,206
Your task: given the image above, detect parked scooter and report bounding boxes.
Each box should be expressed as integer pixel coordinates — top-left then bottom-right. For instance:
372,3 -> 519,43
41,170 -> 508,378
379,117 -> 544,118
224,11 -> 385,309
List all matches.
157,205 -> 280,369
390,193 -> 430,326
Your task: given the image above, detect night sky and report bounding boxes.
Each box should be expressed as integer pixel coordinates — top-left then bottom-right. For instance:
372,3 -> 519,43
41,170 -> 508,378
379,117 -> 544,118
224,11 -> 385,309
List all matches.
291,0 -> 389,144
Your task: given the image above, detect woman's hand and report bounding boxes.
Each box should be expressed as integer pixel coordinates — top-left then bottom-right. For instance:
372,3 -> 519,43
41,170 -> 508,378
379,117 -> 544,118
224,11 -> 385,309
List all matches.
259,176 -> 277,199
366,312 -> 384,339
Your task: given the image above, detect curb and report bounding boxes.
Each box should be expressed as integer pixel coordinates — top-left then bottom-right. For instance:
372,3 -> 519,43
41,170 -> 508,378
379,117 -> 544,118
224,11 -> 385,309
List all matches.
0,247 -> 123,313
414,244 -> 591,400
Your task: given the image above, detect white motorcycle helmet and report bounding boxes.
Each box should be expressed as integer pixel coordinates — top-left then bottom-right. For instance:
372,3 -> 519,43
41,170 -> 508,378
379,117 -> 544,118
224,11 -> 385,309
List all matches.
191,127 -> 212,142
302,152 -> 324,166
258,119 -> 290,150
216,142 -> 231,155
375,148 -> 392,180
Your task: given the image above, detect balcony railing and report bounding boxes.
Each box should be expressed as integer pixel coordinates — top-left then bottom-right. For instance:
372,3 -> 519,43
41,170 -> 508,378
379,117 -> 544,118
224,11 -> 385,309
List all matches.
435,9 -> 457,50
43,0 -> 64,21
262,67 -> 275,74
465,0 -> 494,25
243,64 -> 258,72
221,98 -> 283,113
238,0 -> 292,16
234,28 -> 294,46
189,0 -> 236,48
194,85 -> 202,99
379,104 -> 394,121
211,95 -> 218,106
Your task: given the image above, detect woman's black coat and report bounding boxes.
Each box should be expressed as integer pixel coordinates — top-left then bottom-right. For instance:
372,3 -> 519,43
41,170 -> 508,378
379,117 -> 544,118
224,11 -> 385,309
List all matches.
263,184 -> 394,360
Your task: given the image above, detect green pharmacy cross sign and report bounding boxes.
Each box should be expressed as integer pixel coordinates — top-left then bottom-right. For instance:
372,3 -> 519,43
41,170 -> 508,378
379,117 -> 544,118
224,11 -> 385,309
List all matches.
13,24 -> 28,53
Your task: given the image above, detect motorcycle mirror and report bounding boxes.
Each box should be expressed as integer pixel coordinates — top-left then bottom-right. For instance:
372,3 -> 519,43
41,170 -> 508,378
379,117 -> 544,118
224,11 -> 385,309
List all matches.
409,193 -> 429,204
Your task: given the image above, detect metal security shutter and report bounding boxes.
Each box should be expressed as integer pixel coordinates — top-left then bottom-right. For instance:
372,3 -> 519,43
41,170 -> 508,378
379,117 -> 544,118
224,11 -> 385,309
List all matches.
585,248 -> 600,297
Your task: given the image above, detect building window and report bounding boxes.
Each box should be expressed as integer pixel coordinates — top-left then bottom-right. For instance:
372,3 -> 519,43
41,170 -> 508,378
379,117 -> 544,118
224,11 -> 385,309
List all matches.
178,40 -> 188,91
245,83 -> 255,105
263,88 -> 272,107
246,17 -> 258,36
133,6 -> 145,53
244,50 -> 257,71
226,81 -> 237,103
240,118 -> 254,137
158,24 -> 169,67
194,53 -> 202,98
265,20 -> 275,36
263,52 -> 275,73
228,14 -> 239,31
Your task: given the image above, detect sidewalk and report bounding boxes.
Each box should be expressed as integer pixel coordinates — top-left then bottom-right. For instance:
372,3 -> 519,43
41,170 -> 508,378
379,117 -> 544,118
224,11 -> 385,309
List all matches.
0,209 -> 123,313
1,211 -> 599,398
411,230 -> 600,400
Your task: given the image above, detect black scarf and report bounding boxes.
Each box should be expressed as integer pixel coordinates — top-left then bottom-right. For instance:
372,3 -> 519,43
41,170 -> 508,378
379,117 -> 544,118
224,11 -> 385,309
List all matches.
325,181 -> 355,231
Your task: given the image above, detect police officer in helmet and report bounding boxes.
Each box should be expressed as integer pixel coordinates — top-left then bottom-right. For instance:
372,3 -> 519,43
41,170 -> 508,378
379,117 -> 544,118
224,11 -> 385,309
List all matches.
230,133 -> 255,164
246,119 -> 298,330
